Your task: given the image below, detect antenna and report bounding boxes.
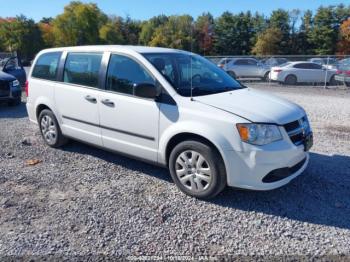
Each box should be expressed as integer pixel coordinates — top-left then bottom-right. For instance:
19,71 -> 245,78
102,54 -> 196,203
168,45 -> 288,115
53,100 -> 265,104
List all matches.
190,19 -> 194,101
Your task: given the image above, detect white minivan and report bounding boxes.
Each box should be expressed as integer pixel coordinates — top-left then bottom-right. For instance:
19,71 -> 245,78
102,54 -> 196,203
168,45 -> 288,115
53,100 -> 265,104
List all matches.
26,46 -> 313,199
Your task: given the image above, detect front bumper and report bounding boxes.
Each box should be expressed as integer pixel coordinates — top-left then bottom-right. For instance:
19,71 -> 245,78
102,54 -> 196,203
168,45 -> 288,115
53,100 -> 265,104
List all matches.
223,138 -> 310,191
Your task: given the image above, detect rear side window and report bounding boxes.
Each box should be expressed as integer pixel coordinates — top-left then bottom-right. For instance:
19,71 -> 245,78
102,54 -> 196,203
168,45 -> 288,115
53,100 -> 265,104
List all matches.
32,52 -> 61,80
64,53 -> 102,88
106,54 -> 155,95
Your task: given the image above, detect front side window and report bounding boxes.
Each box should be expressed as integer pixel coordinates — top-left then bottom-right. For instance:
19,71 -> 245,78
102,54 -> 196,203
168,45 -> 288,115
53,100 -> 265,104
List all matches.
106,54 -> 155,95
144,53 -> 244,97
64,53 -> 102,88
32,52 -> 61,80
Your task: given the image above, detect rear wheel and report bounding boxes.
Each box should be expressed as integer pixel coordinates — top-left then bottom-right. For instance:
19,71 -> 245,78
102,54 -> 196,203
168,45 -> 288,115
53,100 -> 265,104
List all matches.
169,140 -> 226,199
38,109 -> 68,148
284,75 -> 297,85
345,82 -> 350,87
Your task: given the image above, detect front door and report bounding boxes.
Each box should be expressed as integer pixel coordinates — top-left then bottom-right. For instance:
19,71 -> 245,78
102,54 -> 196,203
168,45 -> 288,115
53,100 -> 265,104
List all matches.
99,54 -> 159,162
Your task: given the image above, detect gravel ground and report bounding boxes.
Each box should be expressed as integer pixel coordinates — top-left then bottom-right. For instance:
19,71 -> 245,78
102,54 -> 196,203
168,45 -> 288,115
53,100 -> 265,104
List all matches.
0,85 -> 349,260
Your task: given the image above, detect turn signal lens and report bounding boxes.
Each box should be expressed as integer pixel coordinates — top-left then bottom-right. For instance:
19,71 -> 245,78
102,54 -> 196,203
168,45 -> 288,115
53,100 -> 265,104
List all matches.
237,124 -> 249,141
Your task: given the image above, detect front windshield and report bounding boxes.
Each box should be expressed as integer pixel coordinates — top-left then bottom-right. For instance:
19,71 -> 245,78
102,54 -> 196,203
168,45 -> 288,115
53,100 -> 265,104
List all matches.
143,53 -> 244,97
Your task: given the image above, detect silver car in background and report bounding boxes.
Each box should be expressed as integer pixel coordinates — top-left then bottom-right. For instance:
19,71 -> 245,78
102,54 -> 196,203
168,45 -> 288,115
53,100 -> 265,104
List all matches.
218,58 -> 270,80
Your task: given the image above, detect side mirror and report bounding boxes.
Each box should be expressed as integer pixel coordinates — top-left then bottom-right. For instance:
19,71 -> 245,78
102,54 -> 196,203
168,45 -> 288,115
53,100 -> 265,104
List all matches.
134,83 -> 160,99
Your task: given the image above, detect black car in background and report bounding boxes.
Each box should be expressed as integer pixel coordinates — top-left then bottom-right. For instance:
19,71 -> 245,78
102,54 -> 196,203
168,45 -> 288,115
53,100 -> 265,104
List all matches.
0,57 -> 26,106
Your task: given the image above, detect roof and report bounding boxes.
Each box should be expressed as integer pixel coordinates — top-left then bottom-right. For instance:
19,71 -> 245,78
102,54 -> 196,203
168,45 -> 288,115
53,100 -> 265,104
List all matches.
39,45 -> 190,55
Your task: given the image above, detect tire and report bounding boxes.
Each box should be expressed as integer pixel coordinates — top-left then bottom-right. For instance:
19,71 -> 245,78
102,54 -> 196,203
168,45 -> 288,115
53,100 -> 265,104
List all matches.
227,71 -> 237,79
262,71 -> 270,81
284,75 -> 297,85
328,75 -> 337,86
169,140 -> 227,199
8,96 -> 21,106
38,109 -> 68,148
345,82 -> 350,87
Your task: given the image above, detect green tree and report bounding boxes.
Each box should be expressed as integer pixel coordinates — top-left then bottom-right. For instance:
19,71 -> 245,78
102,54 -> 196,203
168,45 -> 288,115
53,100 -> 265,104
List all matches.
309,6 -> 338,55
139,15 -> 168,45
0,15 -> 44,59
214,11 -> 260,55
150,15 -> 194,51
52,1 -> 107,46
121,16 -> 141,45
99,16 -> 125,44
252,27 -> 283,55
269,9 -> 291,54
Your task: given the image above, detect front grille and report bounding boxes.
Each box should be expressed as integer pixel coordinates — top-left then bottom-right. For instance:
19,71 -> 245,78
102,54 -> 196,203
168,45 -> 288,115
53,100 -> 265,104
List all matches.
0,81 -> 10,97
283,117 -> 310,146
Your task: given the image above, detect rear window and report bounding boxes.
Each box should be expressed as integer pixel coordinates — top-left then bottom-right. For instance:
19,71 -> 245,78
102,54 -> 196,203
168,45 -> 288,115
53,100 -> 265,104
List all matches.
63,53 -> 103,88
32,52 -> 61,80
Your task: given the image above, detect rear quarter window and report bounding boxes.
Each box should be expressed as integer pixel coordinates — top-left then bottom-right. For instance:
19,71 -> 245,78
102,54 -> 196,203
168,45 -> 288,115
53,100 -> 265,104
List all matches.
32,52 -> 61,81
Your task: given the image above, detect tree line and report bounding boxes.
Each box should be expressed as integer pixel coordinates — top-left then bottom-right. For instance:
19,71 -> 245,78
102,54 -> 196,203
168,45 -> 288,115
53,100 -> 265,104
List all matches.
0,1 -> 349,60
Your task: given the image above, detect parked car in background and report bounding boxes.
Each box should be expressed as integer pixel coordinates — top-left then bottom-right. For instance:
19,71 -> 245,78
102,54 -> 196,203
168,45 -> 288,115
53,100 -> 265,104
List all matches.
308,58 -> 338,69
335,63 -> 350,87
219,58 -> 270,80
217,58 -> 233,68
262,57 -> 289,67
270,62 -> 337,85
0,71 -> 22,106
26,46 -> 312,199
1,57 -> 27,87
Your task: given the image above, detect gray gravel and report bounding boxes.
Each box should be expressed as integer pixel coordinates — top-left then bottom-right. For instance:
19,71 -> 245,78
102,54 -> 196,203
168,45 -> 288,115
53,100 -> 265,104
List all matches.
0,85 -> 349,260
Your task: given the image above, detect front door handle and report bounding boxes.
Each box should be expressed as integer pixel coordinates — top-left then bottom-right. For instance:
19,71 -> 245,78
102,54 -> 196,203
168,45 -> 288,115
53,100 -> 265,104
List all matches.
101,99 -> 115,107
85,95 -> 97,103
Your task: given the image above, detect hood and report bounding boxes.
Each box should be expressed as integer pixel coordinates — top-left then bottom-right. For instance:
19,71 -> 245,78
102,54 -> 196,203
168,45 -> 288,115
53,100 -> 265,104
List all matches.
195,88 -> 305,125
0,70 -> 16,82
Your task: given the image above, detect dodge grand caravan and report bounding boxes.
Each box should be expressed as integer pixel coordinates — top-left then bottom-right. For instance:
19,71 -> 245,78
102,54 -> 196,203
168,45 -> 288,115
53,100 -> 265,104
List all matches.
26,46 -> 313,199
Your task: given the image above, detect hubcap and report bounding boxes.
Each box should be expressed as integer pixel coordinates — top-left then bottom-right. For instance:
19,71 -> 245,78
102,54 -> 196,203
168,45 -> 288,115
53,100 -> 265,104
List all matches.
40,115 -> 57,144
175,150 -> 212,192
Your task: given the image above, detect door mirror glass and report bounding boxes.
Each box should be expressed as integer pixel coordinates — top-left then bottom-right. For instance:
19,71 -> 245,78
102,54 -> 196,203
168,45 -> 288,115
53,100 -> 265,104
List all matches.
134,83 -> 160,99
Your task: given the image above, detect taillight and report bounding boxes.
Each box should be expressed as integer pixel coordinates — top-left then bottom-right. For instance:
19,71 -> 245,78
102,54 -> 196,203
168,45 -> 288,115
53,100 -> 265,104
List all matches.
25,80 -> 29,97
336,70 -> 343,74
219,64 -> 224,68
274,69 -> 283,73
345,70 -> 350,76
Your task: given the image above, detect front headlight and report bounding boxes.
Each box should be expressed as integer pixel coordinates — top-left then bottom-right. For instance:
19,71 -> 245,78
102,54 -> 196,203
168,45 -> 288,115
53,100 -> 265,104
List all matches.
236,123 -> 282,145
11,80 -> 20,87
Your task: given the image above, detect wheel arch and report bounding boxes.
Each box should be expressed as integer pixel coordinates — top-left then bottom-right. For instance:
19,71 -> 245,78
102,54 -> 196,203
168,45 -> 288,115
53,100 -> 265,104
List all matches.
284,74 -> 298,84
165,132 -> 225,167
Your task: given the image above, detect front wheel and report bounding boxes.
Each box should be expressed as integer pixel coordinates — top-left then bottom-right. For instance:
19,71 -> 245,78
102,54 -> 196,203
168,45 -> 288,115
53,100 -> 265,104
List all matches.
169,140 -> 226,199
227,71 -> 237,79
262,71 -> 270,81
328,75 -> 337,86
38,109 -> 68,148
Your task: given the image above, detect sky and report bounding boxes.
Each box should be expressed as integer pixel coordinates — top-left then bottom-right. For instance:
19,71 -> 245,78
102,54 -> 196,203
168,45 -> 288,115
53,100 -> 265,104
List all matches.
0,0 -> 347,21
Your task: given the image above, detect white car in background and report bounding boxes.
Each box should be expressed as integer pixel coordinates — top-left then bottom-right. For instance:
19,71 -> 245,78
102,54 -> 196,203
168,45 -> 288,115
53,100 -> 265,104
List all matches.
270,62 -> 337,85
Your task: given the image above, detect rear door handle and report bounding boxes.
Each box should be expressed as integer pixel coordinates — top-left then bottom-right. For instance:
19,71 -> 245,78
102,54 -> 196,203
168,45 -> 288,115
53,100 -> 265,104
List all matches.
85,95 -> 97,103
101,99 -> 115,107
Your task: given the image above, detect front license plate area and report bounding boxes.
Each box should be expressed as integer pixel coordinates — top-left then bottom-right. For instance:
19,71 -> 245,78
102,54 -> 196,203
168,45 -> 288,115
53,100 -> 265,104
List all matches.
304,133 -> 313,151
